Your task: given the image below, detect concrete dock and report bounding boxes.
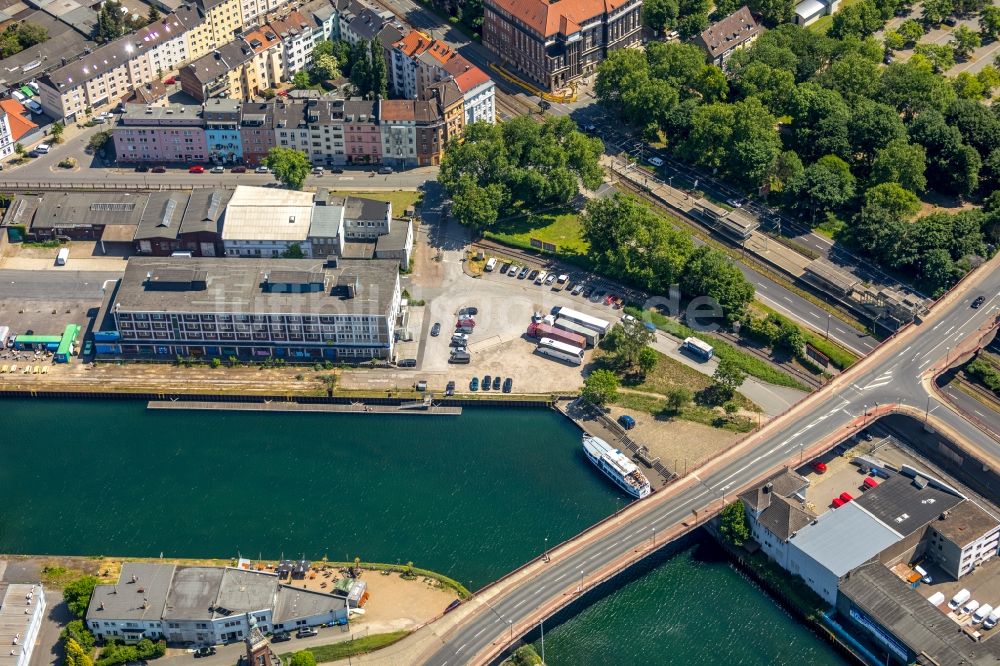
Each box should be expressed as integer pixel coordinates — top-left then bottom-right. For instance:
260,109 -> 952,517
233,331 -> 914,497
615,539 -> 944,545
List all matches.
147,400 -> 463,415
555,398 -> 674,489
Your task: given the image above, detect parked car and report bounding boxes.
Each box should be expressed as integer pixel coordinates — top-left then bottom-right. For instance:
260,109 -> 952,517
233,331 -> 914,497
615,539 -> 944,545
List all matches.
296,628 -> 318,638
726,198 -> 743,208
972,296 -> 986,309
456,318 -> 475,329
456,325 -> 474,334
944,16 -> 957,25
378,166 -> 393,174
24,100 -> 43,114
528,270 -> 539,281
430,322 -> 441,337
446,381 -> 456,393
331,167 -> 344,173
458,307 -> 478,316
210,165 -> 224,173
508,264 -> 520,276
544,274 -> 556,285
482,374 -> 491,390
470,377 -> 479,391
231,166 -> 247,173
647,156 -> 664,167
255,165 -> 270,173
271,632 -> 291,643
492,376 -> 501,390
618,414 -> 636,430
503,377 -> 512,393
499,262 -> 511,273
518,266 -> 530,279
839,491 -> 854,503
397,358 -> 417,368
134,165 -> 149,172
811,460 -> 827,474
188,165 -> 205,173
312,167 -> 324,175
151,166 -> 166,173
451,332 -> 468,345
164,76 -> 177,84
194,647 -> 216,658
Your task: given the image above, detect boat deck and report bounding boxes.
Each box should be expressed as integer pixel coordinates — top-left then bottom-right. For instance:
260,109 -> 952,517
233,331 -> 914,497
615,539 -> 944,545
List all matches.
147,401 -> 463,415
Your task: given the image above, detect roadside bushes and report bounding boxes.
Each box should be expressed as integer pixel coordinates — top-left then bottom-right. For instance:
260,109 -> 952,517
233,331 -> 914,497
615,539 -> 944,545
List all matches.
96,638 -> 165,666
966,358 -> 1000,395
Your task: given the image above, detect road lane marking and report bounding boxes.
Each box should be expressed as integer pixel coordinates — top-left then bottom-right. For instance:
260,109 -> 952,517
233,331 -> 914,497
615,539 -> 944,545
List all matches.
809,312 -> 820,319
513,599 -> 526,608
457,643 -> 467,653
473,627 -> 487,638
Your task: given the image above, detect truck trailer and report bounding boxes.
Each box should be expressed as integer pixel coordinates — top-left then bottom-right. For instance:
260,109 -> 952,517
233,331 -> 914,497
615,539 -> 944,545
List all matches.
526,322 -> 586,349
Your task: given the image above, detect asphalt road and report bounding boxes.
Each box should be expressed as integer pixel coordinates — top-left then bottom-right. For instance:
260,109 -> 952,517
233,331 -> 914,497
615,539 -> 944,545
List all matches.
0,270 -> 122,299
423,264 -> 1000,665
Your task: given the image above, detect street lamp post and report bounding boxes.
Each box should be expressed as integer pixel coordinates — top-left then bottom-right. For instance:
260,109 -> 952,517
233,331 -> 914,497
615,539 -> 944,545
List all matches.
543,537 -> 549,563
540,620 -> 545,665
826,314 -> 831,340
651,527 -> 656,547
508,619 -> 513,643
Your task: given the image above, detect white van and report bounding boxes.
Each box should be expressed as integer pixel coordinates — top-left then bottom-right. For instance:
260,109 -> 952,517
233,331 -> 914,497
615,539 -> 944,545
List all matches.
534,271 -> 547,285
914,565 -> 932,584
35,142 -> 50,154
983,608 -> 1000,629
961,599 -> 980,616
55,247 -> 69,265
484,257 -> 497,272
949,589 -> 971,610
927,591 -> 946,607
973,604 -> 993,624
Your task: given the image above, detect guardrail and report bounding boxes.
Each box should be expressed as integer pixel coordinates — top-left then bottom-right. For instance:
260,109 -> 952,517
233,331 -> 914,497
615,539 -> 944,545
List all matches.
0,181 -> 219,191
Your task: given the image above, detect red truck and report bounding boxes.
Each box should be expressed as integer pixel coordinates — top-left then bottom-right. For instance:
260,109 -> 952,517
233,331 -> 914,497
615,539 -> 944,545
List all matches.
527,322 -> 585,349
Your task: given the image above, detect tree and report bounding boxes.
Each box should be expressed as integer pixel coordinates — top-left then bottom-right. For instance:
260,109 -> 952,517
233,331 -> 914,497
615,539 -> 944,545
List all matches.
638,347 -> 659,375
311,53 -> 339,81
789,155 -> 856,220
642,0 -> 679,32
64,576 -> 99,618
883,29 -> 906,51
897,19 -> 925,46
281,243 -> 305,259
945,98 -> 1000,158
292,69 -> 311,89
849,99 -> 907,168
89,130 -> 111,152
748,0 -> 795,25
982,149 -> 1000,195
727,97 -> 781,188
821,52 -> 881,101
369,38 -> 388,99
852,183 -> 922,261
981,6 -> 1000,41
977,65 -> 1000,96
909,109 -> 980,196
147,5 -> 160,22
665,387 -> 692,413
788,83 -> 851,162
676,0 -> 710,38
712,358 -> 747,402
263,147 -> 311,190
921,0 -> 953,25
870,139 -> 927,192
720,501 -> 751,546
732,61 -> 795,116
65,638 -> 93,666
879,56 -> 957,117
94,0 -> 126,43
50,121 -> 64,143
770,150 -> 805,193
953,72 -> 986,99
581,369 -> 620,407
604,318 -> 656,371
951,26 -> 981,60
61,620 -> 95,653
14,142 -> 25,158
829,0 -> 884,39
915,44 -> 956,72
288,651 -> 317,666
681,246 -> 755,323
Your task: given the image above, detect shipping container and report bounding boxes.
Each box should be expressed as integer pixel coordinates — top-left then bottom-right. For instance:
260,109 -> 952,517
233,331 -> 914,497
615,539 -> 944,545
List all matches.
551,306 -> 611,334
527,322 -> 586,349
552,317 -> 600,348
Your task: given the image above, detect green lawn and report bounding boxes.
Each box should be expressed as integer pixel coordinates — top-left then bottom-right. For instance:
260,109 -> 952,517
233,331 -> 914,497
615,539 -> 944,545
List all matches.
484,210 -> 588,256
808,0 -> 860,33
327,191 -> 422,215
282,631 -> 409,663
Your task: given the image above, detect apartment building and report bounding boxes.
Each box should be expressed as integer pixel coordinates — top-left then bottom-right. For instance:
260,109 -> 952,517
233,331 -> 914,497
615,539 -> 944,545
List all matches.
239,0 -> 284,28
425,79 -> 464,145
179,39 -> 256,102
112,103 -> 207,163
38,10 -> 191,121
0,100 -> 39,158
694,6 -> 761,69
203,98 -> 243,163
190,0 -> 245,59
378,99 -> 444,168
266,11 -> 317,76
482,0 -> 642,90
343,98 -> 381,165
244,26 -> 285,90
239,102 -> 274,164
104,256 -> 402,361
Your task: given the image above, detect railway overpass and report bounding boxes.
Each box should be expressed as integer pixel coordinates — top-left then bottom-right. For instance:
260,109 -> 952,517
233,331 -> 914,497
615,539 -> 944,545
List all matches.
351,255 -> 1000,666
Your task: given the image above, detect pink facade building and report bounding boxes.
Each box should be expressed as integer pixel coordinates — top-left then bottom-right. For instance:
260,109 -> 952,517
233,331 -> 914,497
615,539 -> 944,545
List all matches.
113,103 -> 208,163
343,99 -> 381,165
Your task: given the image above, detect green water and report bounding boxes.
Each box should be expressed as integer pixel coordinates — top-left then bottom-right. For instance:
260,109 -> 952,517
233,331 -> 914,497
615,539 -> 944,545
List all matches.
537,542 -> 848,666
0,400 -> 619,588
1,399 -> 844,663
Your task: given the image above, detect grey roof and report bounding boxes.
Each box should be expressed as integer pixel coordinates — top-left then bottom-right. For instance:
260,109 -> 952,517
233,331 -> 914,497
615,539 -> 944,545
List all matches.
930,501 -> 1000,548
0,11 -> 94,88
121,103 -> 204,124
347,8 -> 386,40
214,569 -> 279,615
757,495 -> 815,542
375,219 -> 410,252
162,566 -> 226,621
1,195 -> 42,228
855,471 -> 964,538
40,12 -> 188,90
134,192 -> 189,241
739,469 -> 809,512
31,192 -> 148,229
203,97 -> 241,121
183,39 -> 253,86
270,99 -> 309,129
272,585 -> 346,623
114,257 -> 399,316
0,583 -> 44,666
180,189 -> 232,235
789,502 -> 901,578
86,563 -> 176,621
344,195 -> 390,222
696,6 -> 760,59
840,561 -> 1000,666
309,204 -> 344,238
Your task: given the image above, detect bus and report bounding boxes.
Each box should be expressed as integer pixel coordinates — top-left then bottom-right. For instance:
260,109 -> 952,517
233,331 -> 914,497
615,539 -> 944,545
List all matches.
536,337 -> 584,365
551,306 -> 611,335
552,317 -> 600,348
681,336 -> 714,361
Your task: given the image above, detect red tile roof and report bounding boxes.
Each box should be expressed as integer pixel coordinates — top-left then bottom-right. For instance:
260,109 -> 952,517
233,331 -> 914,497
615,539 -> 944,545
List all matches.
488,0 -> 631,38
0,99 -> 37,142
394,31 -> 432,57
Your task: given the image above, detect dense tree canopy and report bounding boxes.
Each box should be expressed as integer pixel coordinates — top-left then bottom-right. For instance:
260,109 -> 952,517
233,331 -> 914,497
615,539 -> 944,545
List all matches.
440,117 -> 603,230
